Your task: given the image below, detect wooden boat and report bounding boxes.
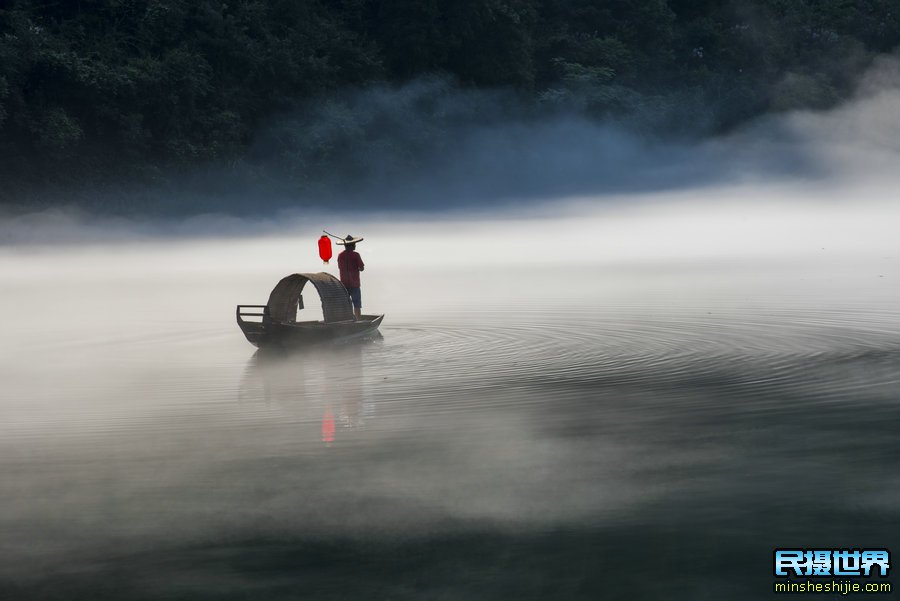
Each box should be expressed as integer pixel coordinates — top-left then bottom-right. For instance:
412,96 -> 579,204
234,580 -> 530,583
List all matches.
237,272 -> 383,349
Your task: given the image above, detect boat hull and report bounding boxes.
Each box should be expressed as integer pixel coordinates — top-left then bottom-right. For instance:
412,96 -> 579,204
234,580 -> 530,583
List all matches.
238,314 -> 384,349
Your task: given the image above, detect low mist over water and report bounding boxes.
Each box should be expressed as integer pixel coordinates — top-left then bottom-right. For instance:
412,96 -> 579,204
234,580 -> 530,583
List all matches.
2,173 -> 899,598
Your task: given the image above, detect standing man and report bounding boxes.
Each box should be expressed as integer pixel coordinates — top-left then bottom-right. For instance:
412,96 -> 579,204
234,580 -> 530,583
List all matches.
336,234 -> 365,320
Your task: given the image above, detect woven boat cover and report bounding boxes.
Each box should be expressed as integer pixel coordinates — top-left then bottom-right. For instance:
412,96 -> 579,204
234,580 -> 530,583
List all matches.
266,273 -> 354,323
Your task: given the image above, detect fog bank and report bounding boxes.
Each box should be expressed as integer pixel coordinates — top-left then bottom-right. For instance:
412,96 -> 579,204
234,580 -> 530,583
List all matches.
4,54 -> 900,220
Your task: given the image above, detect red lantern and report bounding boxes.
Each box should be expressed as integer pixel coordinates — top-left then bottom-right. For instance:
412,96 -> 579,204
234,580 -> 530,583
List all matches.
318,235 -> 333,264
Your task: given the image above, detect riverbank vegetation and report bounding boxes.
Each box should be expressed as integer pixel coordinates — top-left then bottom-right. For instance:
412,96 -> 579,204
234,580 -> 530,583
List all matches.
1,0 -> 897,208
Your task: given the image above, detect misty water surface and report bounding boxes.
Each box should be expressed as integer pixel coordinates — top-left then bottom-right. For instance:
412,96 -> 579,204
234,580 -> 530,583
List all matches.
1,185 -> 899,599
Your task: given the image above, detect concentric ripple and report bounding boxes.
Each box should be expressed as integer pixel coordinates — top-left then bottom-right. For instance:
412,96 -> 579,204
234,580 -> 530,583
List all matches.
362,303 -> 900,416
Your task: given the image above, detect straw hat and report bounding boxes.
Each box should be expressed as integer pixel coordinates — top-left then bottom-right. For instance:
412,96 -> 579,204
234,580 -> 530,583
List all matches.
336,234 -> 364,245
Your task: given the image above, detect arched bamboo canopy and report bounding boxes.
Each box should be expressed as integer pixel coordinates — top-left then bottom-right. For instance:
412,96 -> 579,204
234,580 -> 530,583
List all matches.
266,273 -> 353,323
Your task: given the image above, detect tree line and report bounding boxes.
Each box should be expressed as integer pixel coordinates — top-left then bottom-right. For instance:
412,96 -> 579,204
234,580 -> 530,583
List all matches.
1,0 -> 897,201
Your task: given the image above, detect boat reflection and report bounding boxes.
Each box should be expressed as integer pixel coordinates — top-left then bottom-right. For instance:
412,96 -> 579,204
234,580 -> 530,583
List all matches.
239,337 -> 380,444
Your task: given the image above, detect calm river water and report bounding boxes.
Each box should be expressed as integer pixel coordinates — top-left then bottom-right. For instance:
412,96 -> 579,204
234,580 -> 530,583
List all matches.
1,199 -> 898,599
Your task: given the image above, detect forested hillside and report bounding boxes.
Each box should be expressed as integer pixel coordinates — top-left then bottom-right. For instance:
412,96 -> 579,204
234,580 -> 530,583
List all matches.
1,0 -> 898,204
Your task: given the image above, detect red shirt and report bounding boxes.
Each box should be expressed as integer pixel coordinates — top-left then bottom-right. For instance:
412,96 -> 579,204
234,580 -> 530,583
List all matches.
337,250 -> 364,288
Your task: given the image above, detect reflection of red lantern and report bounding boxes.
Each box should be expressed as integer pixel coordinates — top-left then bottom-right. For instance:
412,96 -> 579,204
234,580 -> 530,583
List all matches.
322,409 -> 335,443
318,235 -> 333,264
